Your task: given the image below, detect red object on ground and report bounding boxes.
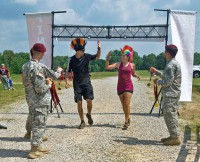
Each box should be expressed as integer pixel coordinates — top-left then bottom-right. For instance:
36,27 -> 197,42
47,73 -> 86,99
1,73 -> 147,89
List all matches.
50,81 -> 60,107
154,83 -> 158,101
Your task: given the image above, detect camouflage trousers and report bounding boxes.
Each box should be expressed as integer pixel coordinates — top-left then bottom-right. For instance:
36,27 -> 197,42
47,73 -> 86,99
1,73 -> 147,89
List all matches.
26,106 -> 49,146
162,97 -> 180,138
1,76 -> 10,90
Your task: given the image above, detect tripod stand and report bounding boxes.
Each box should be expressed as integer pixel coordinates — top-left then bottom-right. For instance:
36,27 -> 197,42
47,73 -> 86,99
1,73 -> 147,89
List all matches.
149,87 -> 180,117
149,88 -> 163,117
50,81 -> 64,118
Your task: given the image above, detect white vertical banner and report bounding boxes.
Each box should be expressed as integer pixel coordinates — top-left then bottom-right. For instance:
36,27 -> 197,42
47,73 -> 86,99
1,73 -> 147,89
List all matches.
25,13 -> 52,68
170,10 -> 196,101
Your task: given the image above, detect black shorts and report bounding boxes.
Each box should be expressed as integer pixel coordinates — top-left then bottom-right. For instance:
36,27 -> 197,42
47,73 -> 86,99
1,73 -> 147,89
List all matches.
73,81 -> 94,103
117,90 -> 133,96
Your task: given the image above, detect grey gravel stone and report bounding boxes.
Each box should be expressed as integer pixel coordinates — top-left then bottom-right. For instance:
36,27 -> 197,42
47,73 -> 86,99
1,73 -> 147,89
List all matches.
0,77 -> 183,162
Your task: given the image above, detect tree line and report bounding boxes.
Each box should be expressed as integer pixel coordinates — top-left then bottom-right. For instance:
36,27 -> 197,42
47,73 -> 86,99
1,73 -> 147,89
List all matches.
0,50 -> 200,74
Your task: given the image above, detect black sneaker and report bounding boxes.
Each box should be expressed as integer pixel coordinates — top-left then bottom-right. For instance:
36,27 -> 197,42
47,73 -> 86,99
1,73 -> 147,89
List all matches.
78,121 -> 86,129
86,113 -> 93,125
122,122 -> 128,130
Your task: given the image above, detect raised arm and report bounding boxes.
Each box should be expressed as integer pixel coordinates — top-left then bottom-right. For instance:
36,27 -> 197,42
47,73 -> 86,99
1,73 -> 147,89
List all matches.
105,51 -> 119,70
95,40 -> 101,59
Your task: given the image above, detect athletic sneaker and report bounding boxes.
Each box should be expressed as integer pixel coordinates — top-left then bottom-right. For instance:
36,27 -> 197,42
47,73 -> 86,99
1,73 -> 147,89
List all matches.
122,122 -> 129,130
86,113 -> 93,125
78,121 -> 86,129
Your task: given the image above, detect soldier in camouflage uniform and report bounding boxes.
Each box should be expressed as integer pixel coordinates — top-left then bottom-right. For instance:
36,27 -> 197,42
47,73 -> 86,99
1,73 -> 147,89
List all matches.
150,44 -> 182,146
22,43 -> 61,159
24,61 -> 61,140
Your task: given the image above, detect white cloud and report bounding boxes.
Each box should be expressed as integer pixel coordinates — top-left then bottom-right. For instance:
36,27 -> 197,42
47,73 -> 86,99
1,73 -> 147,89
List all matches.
0,18 -> 29,52
1,0 -> 199,55
85,0 -> 166,25
163,0 -> 192,9
174,0 -> 192,5
34,0 -> 87,24
14,0 -> 38,5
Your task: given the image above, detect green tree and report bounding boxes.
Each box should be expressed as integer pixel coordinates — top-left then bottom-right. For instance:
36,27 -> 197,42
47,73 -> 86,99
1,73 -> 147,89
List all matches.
2,50 -> 15,69
89,59 -> 105,72
0,53 -> 3,64
110,50 -> 122,64
141,53 -> 157,70
133,51 -> 142,70
52,56 -> 69,70
10,52 -> 30,74
194,52 -> 200,65
156,52 -> 165,70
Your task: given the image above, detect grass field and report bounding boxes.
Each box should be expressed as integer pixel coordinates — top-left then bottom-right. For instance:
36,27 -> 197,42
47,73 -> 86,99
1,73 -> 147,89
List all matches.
179,78 -> 200,125
0,74 -> 25,113
0,71 -> 200,126
91,71 -> 118,79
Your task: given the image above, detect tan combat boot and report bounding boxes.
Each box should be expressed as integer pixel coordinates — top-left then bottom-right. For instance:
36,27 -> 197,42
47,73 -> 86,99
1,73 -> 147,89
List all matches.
42,135 -> 48,142
163,137 -> 181,146
24,131 -> 31,139
27,146 -> 43,159
161,136 -> 173,143
37,146 -> 50,154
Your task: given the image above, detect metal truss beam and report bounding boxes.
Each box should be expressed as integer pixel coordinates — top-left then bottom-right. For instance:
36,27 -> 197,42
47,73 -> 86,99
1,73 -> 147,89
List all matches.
53,24 -> 167,41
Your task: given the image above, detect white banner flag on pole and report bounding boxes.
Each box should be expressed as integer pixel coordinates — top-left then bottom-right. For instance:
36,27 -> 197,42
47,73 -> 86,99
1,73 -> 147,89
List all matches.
25,13 -> 52,68
170,10 -> 196,101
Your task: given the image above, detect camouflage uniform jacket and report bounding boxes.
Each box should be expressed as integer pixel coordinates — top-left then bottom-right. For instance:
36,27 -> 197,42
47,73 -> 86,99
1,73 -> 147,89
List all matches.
22,59 -> 60,111
156,58 -> 182,98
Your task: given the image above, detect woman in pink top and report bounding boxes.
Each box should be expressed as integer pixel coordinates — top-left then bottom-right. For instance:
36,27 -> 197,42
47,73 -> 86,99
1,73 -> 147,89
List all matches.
105,45 -> 140,130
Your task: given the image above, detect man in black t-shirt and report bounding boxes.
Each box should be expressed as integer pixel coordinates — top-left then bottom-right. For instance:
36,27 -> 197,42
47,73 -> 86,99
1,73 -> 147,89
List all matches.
65,38 -> 101,129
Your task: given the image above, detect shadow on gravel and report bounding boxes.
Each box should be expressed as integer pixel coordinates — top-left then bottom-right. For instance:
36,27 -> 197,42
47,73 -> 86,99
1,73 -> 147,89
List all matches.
0,112 -> 28,115
0,149 -> 28,158
131,113 -> 159,117
47,124 -> 77,129
113,136 -> 162,146
0,137 -> 28,142
58,112 -> 160,117
92,124 -> 116,128
176,125 -> 200,162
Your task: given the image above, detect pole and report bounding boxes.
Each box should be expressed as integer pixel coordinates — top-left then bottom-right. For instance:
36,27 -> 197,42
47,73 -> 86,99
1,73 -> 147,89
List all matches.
154,9 -> 170,47
51,12 -> 55,69
150,9 -> 171,116
50,11 -> 66,114
51,11 -> 66,69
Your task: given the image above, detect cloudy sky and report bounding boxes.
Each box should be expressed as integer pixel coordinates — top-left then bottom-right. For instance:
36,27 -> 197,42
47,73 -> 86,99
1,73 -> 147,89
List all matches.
0,0 -> 199,58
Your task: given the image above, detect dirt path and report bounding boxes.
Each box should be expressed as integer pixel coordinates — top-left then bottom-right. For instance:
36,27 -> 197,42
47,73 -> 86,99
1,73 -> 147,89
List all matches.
0,77 -> 199,162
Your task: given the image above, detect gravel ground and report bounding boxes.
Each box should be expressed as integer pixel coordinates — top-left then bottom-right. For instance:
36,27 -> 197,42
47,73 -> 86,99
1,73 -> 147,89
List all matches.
0,77 -> 195,162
